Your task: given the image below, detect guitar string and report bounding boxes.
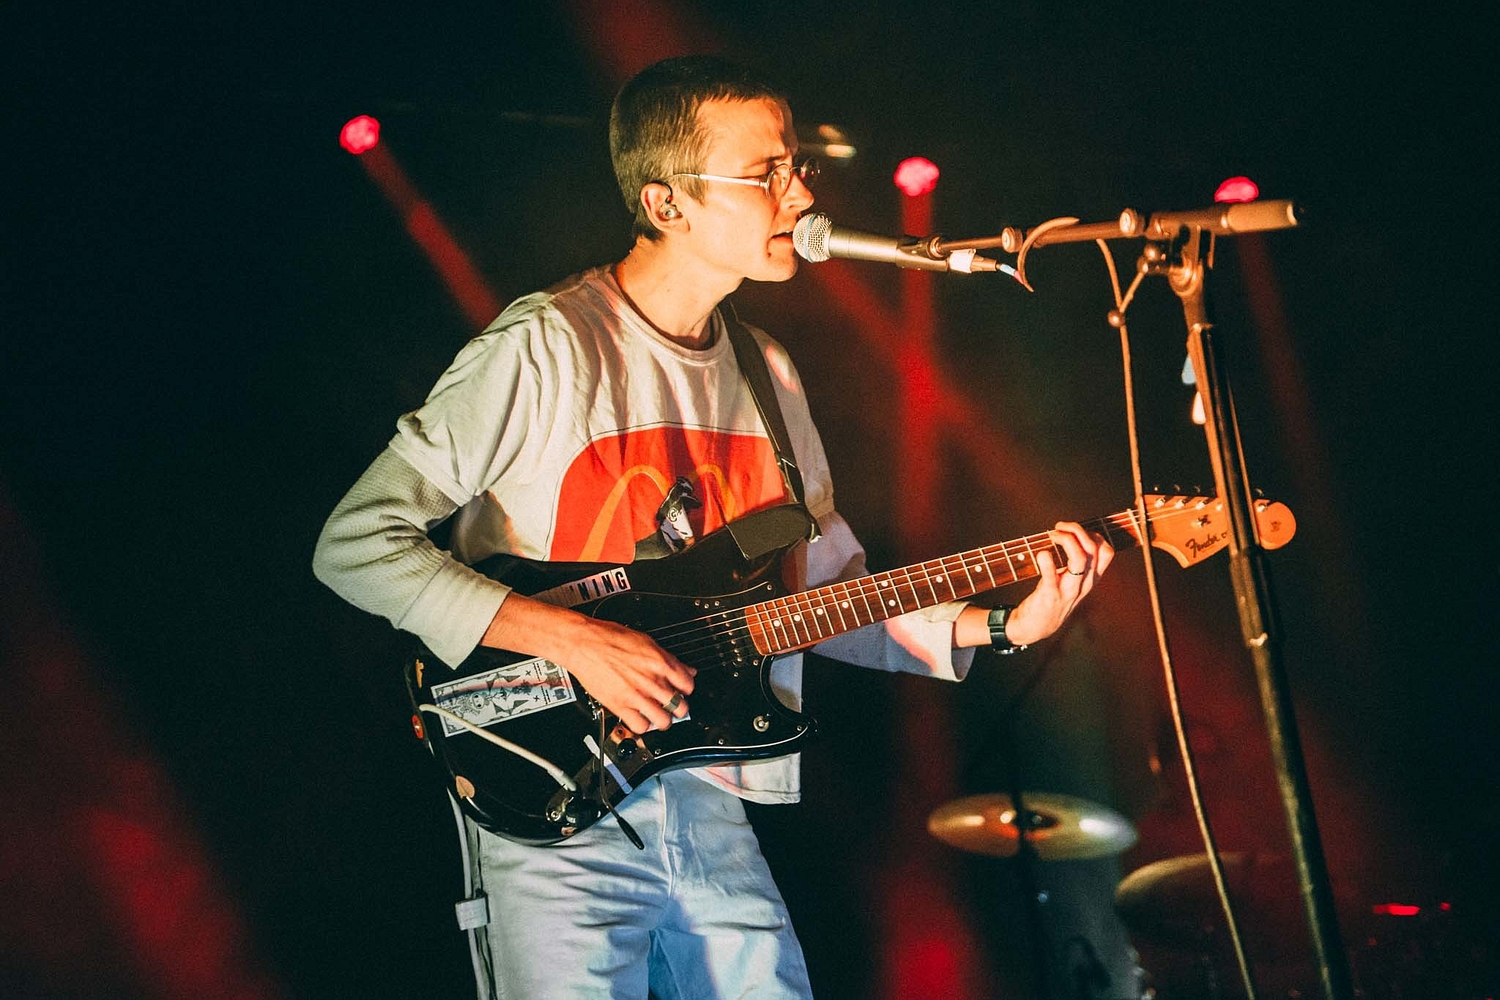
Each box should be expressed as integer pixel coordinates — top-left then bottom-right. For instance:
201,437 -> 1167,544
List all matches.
535,502 -> 1246,727
636,504 -> 1215,656
630,502 -> 1235,661
645,538 -> 1056,652
637,503 -> 1197,652
646,545 -> 1052,662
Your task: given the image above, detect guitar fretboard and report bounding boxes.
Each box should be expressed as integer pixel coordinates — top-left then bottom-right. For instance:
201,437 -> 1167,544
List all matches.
743,509 -> 1146,655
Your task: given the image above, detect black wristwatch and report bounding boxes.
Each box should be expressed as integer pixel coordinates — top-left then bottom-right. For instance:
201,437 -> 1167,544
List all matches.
987,605 -> 1029,655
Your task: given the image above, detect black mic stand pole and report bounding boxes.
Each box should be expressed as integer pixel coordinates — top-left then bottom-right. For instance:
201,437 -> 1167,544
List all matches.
1149,225 -> 1354,1000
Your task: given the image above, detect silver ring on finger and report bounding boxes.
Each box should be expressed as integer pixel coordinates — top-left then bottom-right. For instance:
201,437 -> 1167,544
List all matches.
662,691 -> 684,713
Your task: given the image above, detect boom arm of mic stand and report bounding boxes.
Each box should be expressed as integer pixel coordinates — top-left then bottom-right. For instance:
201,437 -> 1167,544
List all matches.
932,199 -> 1301,256
930,199 -> 1300,293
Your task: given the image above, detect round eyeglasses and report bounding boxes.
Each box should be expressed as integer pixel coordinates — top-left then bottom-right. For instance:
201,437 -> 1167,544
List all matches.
666,156 -> 818,201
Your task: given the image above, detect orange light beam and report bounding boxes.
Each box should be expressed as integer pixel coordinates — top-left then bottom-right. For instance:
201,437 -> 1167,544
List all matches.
898,186 -> 942,562
808,261 -> 1050,515
357,143 -> 500,330
1238,236 -> 1365,629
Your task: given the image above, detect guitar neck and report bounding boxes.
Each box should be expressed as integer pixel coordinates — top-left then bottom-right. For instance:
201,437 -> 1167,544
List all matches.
744,508 -> 1145,656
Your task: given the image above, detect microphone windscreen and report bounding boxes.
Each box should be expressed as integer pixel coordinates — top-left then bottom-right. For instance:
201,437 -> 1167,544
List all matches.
792,213 -> 832,262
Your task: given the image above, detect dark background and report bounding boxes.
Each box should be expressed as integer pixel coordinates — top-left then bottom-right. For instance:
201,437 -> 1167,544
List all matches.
3,3 -> 1494,998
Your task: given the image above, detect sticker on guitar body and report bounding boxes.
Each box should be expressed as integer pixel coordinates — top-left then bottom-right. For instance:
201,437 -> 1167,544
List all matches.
430,657 -> 577,735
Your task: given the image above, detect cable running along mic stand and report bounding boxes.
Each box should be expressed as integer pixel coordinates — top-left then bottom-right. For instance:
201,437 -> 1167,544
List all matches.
931,200 -> 1351,999
1124,212 -> 1353,1000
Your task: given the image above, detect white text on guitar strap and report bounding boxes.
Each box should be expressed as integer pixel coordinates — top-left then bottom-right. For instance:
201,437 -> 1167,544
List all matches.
530,567 -> 633,609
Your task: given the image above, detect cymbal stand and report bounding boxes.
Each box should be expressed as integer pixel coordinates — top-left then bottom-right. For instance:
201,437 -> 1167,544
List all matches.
998,648 -> 1061,1000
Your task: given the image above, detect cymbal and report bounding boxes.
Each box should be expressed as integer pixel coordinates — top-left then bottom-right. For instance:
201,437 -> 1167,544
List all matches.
927,791 -> 1138,861
1115,852 -> 1303,955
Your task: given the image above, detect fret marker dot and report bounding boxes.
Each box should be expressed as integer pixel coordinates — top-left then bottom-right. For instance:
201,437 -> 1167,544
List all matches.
815,609 -> 824,616
793,614 -> 802,622
887,599 -> 896,608
841,601 -> 850,609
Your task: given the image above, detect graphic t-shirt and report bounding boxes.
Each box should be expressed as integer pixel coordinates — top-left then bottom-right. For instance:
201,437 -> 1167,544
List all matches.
390,267 -> 830,571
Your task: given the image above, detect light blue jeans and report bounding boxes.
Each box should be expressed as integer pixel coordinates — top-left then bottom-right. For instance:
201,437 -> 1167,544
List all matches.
468,769 -> 814,999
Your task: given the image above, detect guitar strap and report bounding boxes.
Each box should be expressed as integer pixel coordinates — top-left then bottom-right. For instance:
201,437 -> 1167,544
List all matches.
720,300 -> 819,542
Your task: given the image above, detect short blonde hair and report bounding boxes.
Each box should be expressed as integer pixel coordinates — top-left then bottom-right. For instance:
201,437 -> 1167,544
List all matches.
609,56 -> 784,241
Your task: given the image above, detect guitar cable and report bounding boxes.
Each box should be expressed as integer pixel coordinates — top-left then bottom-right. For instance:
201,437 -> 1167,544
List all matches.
1097,236 -> 1259,1000
447,791 -> 497,998
597,709 -> 646,850
420,700 -> 644,847
418,703 -> 577,790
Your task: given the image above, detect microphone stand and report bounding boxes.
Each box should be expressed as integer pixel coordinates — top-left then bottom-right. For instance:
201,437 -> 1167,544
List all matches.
1133,222 -> 1354,1000
822,199 -> 1349,996
937,202 -> 1351,1000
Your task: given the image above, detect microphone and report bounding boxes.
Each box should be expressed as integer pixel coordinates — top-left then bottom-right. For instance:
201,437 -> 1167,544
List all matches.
792,213 -> 999,273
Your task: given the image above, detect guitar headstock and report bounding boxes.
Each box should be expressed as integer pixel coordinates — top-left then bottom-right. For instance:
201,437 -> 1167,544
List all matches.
1144,494 -> 1297,568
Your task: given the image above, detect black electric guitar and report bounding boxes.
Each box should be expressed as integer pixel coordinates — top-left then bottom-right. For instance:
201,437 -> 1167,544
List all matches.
403,493 -> 1295,844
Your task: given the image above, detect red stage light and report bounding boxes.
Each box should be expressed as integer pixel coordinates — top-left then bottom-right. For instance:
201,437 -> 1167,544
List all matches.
1215,176 -> 1259,203
1372,903 -> 1421,917
894,157 -> 940,197
340,115 -> 381,155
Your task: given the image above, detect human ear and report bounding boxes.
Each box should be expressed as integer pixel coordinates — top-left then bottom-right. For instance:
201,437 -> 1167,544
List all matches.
641,181 -> 685,232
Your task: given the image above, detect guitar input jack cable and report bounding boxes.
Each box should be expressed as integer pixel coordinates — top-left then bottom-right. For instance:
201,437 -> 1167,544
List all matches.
598,709 -> 646,850
421,702 -> 644,849
418,703 -> 577,791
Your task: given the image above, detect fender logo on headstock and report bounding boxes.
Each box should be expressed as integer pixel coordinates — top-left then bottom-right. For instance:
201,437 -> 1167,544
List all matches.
1183,531 -> 1227,558
1146,495 -> 1296,567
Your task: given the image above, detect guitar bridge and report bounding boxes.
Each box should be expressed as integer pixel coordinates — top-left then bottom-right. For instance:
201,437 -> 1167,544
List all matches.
547,729 -> 646,828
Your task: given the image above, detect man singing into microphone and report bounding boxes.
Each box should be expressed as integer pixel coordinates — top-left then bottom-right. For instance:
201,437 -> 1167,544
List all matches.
314,55 -> 1110,998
